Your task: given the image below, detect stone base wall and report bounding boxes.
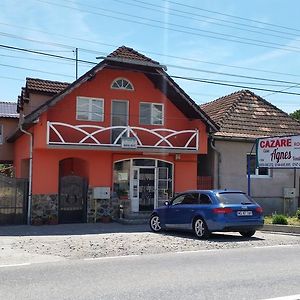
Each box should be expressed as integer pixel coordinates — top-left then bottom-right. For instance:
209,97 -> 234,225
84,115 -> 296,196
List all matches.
31,190 -> 129,225
31,194 -> 58,225
87,190 -> 120,223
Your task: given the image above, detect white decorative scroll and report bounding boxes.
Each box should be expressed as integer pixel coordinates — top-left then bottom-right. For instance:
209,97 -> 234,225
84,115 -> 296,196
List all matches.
47,121 -> 199,150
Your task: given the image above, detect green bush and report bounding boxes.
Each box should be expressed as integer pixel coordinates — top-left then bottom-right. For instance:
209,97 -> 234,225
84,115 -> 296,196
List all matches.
272,214 -> 288,225
296,209 -> 300,220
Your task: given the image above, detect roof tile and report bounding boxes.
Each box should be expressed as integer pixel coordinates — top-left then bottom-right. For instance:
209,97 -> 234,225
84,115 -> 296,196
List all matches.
107,46 -> 160,65
200,90 -> 300,139
0,101 -> 18,118
26,77 -> 70,94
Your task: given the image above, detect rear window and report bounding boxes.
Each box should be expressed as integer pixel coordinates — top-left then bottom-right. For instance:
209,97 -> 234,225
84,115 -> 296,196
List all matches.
216,192 -> 254,205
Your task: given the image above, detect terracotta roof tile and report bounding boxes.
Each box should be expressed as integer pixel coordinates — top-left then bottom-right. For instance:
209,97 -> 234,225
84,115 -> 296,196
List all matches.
26,77 -> 70,94
107,46 -> 160,65
0,101 -> 18,118
200,90 -> 300,139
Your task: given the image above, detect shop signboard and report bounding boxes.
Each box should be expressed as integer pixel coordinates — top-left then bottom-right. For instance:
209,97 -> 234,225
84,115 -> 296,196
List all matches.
256,135 -> 300,168
121,137 -> 137,149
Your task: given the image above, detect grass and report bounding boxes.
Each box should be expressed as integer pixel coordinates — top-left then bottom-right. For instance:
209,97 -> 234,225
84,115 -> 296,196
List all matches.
264,215 -> 300,226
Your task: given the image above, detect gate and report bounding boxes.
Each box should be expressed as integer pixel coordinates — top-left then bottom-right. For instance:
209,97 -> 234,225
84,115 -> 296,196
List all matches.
0,174 -> 28,225
59,175 -> 88,224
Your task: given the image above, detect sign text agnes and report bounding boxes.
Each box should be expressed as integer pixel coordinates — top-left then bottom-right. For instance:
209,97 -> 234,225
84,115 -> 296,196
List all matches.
256,135 -> 300,168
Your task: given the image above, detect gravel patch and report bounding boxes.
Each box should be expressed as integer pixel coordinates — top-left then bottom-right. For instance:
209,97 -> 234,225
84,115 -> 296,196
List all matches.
8,230 -> 300,259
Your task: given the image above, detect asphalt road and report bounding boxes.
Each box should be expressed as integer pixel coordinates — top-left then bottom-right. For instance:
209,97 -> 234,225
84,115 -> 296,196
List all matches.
1,244 -> 299,300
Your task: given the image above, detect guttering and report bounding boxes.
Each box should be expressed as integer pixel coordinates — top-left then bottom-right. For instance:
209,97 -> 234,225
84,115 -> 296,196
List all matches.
19,115 -> 33,225
210,137 -> 221,189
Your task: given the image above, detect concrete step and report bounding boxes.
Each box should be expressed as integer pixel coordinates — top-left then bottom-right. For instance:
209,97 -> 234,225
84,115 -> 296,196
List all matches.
116,218 -> 149,225
123,212 -> 152,220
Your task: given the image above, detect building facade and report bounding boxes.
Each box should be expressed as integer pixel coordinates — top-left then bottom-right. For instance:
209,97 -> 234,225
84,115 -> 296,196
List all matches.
201,90 -> 300,215
8,46 -> 217,224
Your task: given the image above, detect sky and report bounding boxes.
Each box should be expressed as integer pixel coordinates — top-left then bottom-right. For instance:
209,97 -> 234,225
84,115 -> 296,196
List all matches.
1,0 -> 300,113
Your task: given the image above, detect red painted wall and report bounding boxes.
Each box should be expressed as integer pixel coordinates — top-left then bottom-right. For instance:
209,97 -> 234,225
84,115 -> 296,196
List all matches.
16,68 -> 209,195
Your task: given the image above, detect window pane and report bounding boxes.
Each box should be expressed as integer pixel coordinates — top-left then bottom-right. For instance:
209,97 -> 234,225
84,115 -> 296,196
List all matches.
247,155 -> 256,175
133,159 -> 155,166
152,104 -> 163,125
140,103 -> 151,125
258,167 -> 269,176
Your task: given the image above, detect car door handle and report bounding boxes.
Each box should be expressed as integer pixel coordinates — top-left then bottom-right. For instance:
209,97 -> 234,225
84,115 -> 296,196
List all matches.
175,209 -> 180,212
190,209 -> 195,212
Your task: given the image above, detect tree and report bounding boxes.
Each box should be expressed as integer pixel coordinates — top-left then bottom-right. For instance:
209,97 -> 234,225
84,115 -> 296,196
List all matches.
290,109 -> 300,121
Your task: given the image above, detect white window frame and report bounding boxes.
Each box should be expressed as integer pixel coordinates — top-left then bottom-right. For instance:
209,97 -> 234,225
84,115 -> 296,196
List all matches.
247,153 -> 271,178
111,78 -> 134,91
139,102 -> 164,126
0,124 -> 3,144
76,96 -> 104,122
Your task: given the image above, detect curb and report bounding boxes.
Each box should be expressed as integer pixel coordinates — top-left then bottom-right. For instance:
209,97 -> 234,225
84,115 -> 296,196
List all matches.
261,224 -> 300,234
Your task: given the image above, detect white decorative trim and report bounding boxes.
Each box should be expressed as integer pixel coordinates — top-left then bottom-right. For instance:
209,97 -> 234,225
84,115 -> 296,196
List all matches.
47,122 -> 199,150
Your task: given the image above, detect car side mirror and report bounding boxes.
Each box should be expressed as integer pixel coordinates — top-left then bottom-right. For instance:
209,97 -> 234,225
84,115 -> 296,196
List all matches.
164,201 -> 170,206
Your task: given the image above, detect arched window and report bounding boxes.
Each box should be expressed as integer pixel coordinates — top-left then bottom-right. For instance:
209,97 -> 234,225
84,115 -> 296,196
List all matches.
111,78 -> 134,90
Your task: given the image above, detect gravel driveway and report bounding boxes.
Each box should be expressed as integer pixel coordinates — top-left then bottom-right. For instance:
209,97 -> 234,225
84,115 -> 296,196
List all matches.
1,223 -> 300,262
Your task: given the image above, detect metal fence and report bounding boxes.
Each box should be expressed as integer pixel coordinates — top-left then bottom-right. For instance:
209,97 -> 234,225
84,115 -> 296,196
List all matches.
0,174 -> 28,225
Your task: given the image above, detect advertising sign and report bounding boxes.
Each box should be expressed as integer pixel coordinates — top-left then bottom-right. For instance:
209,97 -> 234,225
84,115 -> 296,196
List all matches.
256,135 -> 300,168
121,137 -> 137,149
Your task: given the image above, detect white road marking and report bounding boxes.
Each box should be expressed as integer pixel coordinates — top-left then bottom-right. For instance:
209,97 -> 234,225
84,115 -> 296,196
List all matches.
84,254 -> 140,261
262,294 -> 300,300
0,263 -> 31,268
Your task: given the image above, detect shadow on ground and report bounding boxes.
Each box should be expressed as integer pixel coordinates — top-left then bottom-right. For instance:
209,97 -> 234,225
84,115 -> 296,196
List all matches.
0,222 -> 149,236
160,230 -> 265,242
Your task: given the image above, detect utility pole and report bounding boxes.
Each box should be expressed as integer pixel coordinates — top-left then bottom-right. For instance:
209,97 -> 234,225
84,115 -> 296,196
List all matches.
75,47 -> 78,79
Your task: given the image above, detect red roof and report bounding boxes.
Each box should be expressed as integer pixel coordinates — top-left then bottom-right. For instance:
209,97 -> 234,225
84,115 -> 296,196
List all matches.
107,46 -> 159,65
201,90 -> 300,139
26,77 -> 70,94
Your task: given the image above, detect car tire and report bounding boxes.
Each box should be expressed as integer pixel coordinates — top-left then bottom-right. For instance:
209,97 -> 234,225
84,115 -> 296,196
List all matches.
193,217 -> 210,239
149,214 -> 162,233
239,230 -> 256,238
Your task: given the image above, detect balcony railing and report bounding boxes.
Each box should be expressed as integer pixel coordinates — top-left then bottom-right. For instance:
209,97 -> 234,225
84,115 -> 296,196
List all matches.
47,121 -> 199,151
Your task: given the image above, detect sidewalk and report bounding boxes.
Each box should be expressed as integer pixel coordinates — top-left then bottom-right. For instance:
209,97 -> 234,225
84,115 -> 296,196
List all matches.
0,222 -> 149,237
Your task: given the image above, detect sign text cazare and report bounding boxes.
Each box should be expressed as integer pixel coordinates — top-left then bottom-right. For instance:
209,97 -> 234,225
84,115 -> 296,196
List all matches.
256,135 -> 300,168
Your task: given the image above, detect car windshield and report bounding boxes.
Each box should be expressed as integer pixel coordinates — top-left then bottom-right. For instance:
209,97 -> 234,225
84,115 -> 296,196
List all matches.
216,192 -> 254,205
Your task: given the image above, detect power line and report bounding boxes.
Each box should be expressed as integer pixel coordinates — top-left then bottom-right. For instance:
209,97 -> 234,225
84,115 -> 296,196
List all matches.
2,43 -> 300,97
3,43 -> 300,87
0,63 -> 74,78
114,0 -> 300,40
1,21 -> 300,79
35,0 -> 300,54
167,0 -> 300,34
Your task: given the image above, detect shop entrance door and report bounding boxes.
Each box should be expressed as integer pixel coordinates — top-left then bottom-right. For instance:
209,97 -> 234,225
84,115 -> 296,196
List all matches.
131,167 -> 155,212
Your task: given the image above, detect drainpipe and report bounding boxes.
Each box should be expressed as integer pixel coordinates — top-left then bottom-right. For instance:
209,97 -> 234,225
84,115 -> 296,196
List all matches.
210,137 -> 221,189
19,116 -> 33,225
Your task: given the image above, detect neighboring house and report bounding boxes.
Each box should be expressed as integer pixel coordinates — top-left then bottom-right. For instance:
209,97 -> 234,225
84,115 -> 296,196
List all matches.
0,101 -> 19,164
201,89 -> 300,215
6,46 -> 217,225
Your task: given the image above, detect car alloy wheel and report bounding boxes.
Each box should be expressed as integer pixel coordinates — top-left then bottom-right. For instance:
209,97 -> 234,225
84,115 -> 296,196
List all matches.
193,218 -> 209,239
150,215 -> 162,232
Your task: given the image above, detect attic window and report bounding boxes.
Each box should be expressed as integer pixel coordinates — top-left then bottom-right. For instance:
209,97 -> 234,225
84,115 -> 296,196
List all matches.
111,78 -> 134,91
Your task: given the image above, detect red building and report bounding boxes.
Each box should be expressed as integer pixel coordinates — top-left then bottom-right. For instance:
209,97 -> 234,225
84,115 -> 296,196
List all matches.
9,46 -> 217,224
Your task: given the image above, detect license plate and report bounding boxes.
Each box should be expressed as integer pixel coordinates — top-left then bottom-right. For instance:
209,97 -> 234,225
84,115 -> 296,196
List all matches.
237,211 -> 253,216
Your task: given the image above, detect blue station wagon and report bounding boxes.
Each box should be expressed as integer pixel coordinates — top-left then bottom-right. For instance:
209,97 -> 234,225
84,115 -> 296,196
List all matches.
149,190 -> 264,238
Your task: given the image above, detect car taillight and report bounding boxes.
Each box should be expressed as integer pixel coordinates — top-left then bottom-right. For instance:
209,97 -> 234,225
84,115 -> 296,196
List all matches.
213,207 -> 233,214
256,207 -> 263,213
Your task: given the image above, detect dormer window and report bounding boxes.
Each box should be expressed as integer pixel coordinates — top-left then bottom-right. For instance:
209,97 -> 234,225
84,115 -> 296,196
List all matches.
111,78 -> 134,91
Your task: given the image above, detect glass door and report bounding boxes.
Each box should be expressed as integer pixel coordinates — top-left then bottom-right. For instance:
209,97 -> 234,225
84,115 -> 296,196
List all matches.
111,100 -> 128,144
131,167 -> 139,212
156,167 -> 169,208
139,168 -> 155,211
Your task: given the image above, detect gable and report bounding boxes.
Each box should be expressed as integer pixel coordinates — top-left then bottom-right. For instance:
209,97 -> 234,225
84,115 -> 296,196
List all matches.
21,47 -> 217,133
